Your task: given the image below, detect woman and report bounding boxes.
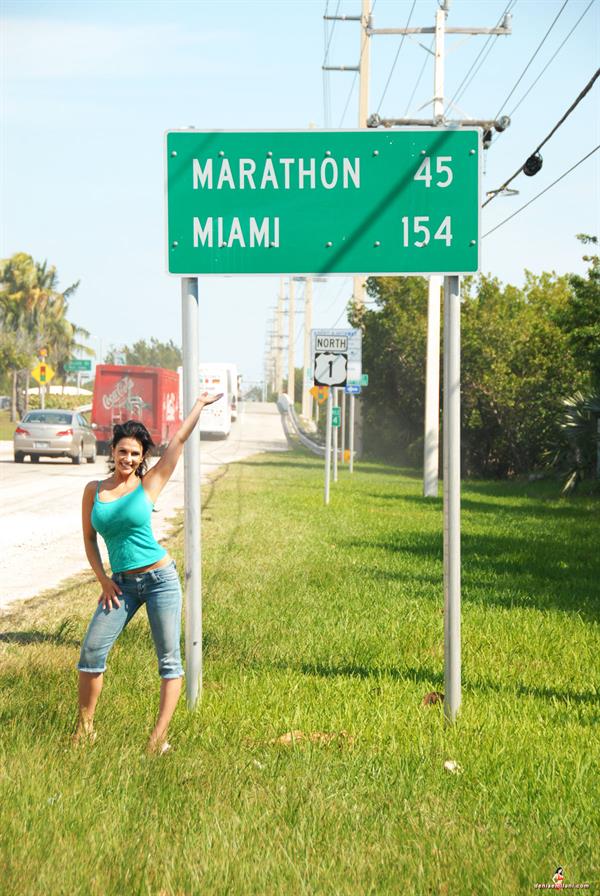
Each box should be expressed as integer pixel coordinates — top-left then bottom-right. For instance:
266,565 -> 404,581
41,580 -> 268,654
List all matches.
74,391 -> 222,753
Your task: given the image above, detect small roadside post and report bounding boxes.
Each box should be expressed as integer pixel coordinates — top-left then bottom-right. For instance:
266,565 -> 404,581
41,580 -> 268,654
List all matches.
340,390 -> 346,463
332,388 -> 339,482
324,390 -> 333,505
344,382 -> 362,470
31,359 -> 54,410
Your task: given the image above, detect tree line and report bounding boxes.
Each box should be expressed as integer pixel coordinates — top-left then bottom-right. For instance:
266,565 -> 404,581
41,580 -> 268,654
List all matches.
0,252 -> 89,419
350,236 -> 599,490
0,252 -> 184,421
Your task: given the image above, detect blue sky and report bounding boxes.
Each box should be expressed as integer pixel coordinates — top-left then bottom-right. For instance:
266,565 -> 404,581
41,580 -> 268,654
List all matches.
2,0 -> 599,387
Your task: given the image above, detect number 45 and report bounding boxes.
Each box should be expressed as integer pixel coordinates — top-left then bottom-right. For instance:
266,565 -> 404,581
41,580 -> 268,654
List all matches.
414,155 -> 453,188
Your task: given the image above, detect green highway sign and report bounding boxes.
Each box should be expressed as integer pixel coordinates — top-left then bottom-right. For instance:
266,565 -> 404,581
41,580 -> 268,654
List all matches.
165,129 -> 480,276
361,373 -> 369,386
65,359 -> 92,372
332,406 -> 341,428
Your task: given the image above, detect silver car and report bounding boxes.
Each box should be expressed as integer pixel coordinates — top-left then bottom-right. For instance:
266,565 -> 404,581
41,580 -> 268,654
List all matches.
14,409 -> 97,464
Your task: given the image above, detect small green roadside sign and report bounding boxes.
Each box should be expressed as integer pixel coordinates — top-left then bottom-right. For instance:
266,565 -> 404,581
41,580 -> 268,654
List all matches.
332,406 -> 341,428
165,129 -> 480,276
361,373 -> 369,386
65,359 -> 92,372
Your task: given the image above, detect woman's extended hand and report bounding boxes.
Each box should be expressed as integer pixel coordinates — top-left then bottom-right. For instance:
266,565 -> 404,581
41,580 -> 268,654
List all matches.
98,575 -> 122,611
198,391 -> 224,407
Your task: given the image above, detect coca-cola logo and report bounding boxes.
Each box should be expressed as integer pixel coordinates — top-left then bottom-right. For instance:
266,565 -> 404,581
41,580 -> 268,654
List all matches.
103,376 -> 134,410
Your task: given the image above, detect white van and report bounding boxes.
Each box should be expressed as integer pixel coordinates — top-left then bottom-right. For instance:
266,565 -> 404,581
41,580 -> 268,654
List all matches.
178,364 -> 233,438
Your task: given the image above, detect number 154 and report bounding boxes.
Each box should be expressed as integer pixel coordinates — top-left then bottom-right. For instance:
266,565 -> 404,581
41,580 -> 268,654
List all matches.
401,216 -> 453,248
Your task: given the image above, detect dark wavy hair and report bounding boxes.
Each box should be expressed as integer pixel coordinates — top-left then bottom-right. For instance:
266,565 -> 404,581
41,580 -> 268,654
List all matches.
108,420 -> 156,477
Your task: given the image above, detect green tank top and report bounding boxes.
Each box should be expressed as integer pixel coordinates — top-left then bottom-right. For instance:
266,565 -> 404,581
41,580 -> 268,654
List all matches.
91,480 -> 166,573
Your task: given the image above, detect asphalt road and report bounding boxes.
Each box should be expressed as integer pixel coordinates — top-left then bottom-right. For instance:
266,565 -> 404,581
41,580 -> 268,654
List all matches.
0,402 -> 288,610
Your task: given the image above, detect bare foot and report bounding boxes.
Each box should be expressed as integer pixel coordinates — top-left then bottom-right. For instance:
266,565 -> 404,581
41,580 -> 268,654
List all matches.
146,738 -> 171,756
72,727 -> 97,748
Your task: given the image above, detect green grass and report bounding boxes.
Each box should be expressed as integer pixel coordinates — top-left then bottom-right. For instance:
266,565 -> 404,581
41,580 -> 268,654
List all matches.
0,409 -> 16,440
1,453 -> 598,895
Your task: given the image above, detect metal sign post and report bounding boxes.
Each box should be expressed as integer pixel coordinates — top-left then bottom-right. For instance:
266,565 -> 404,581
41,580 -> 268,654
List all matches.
333,388 -> 339,482
341,391 -> 346,463
349,396 -> 355,474
443,274 -> 461,722
181,277 -> 202,708
324,390 -> 333,505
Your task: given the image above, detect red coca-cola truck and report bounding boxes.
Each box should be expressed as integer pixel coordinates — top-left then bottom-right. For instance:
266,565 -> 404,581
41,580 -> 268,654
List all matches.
92,365 -> 180,454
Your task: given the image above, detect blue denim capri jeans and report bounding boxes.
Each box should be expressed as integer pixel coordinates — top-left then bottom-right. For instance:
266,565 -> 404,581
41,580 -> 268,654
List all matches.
77,560 -> 184,679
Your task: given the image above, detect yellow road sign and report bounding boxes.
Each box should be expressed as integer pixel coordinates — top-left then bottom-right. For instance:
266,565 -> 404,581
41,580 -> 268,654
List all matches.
309,385 -> 329,405
31,362 -> 55,385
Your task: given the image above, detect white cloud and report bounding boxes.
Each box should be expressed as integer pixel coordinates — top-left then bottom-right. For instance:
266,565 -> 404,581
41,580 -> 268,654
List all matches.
2,17 -> 239,80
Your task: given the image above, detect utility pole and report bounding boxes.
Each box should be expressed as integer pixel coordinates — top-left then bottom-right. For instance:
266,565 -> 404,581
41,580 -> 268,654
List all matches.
352,0 -> 371,467
276,277 -> 284,396
365,0 -> 511,723
424,4 -> 446,497
353,0 -> 371,313
424,274 -> 441,496
323,0 -> 371,469
302,276 -> 313,420
288,276 -> 295,404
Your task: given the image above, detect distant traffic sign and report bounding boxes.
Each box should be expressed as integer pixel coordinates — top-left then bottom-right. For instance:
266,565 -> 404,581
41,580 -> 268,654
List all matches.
312,328 -> 362,388
360,373 -> 369,387
165,129 -> 480,276
345,384 -> 361,395
314,353 -> 347,387
309,385 -> 329,405
65,359 -> 92,372
31,363 -> 55,386
332,406 -> 341,428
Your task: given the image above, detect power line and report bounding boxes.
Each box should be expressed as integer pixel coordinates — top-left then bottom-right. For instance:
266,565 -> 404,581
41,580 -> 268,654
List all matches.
322,0 -> 342,126
482,144 -> 599,238
325,278 -> 352,314
494,0 -> 570,119
507,0 -> 596,117
376,0 -> 417,113
445,0 -> 516,114
323,0 -> 342,64
403,38 -> 433,117
339,74 -> 358,127
483,67 -> 600,205
331,305 -> 349,328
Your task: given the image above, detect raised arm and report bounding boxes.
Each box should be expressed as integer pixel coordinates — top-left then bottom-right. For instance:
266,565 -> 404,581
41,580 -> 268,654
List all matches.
143,391 -> 223,502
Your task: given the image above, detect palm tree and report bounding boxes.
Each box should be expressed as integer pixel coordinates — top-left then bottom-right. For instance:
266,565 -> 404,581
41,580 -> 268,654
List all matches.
552,390 -> 600,494
0,252 -> 82,418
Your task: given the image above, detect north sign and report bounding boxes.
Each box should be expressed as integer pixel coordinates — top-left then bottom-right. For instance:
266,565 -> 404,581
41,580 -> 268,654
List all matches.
312,328 -> 362,388
165,129 -> 480,276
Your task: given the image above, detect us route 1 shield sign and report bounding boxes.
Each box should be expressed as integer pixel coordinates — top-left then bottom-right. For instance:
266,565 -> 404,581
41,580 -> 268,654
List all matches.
165,129 -> 480,275
312,328 -> 362,388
